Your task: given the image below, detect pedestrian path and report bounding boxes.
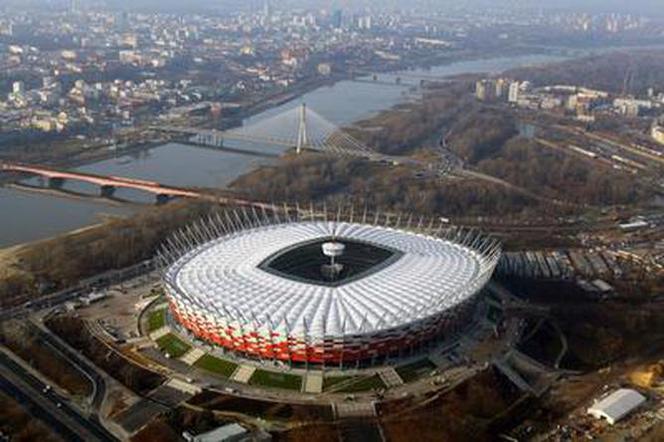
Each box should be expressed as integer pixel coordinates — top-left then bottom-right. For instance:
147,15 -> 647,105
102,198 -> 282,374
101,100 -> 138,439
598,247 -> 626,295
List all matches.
179,347 -> 205,365
165,378 -> 201,395
303,372 -> 323,393
231,365 -> 256,384
148,325 -> 170,341
378,367 -> 404,388
335,401 -> 376,418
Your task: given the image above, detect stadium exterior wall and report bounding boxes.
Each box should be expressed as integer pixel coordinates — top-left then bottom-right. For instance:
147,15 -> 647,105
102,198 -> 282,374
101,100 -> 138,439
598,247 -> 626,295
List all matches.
165,290 -> 480,365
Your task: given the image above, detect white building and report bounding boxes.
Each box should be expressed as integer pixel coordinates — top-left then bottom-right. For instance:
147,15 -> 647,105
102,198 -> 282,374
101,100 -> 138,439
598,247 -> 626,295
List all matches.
508,81 -> 520,103
613,98 -> 652,117
587,388 -> 646,425
12,81 -> 24,94
182,423 -> 270,442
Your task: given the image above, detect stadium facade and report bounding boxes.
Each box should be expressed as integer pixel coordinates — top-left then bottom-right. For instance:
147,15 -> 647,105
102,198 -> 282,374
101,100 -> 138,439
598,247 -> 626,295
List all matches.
158,206 -> 501,366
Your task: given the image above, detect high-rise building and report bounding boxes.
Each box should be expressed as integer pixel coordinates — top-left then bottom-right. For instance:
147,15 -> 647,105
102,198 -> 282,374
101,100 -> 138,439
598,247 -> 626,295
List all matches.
475,80 -> 487,101
565,94 -> 578,111
116,11 -> 129,32
508,81 -> 520,103
332,9 -> 343,29
357,16 -> 372,30
476,80 -> 497,101
495,78 -> 506,99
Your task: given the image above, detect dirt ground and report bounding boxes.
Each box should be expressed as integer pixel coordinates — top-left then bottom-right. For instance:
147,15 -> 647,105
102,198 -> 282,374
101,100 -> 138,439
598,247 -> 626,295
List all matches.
76,279 -> 156,341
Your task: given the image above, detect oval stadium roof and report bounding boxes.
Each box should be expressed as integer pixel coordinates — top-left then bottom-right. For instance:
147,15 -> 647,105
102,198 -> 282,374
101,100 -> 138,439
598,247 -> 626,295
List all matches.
164,220 -> 499,339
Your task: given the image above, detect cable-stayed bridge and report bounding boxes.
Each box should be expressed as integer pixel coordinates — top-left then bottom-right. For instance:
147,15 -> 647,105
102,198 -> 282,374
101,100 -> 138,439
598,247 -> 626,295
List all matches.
153,103 -> 375,157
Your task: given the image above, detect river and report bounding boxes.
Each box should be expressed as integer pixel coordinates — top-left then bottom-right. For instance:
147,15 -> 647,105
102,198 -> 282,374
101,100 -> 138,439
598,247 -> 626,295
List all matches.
0,53 -> 568,248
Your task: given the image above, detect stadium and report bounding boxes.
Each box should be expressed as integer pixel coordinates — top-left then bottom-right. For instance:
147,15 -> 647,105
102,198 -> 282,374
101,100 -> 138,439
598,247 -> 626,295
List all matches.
158,207 -> 501,367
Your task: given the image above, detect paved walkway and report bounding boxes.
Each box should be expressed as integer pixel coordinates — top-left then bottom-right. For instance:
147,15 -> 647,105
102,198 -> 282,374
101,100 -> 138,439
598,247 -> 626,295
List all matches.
378,367 -> 404,388
303,372 -> 323,394
179,348 -> 205,365
231,365 -> 256,384
148,326 -> 170,341
165,378 -> 202,395
335,401 -> 376,418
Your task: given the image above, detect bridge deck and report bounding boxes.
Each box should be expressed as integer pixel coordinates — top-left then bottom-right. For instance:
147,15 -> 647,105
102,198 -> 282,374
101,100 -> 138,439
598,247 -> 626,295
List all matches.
1,162 -> 200,197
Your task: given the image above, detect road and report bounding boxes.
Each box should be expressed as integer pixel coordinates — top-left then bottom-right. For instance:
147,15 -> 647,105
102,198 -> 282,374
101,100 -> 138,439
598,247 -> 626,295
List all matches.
29,319 -> 107,410
0,352 -> 117,442
0,260 -> 155,322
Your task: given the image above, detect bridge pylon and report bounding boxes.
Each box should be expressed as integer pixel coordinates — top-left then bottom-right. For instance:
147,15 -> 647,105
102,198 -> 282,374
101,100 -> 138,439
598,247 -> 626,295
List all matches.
296,103 -> 308,154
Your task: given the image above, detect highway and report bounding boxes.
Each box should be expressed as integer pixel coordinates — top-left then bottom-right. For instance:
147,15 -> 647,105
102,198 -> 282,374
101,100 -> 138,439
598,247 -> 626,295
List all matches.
0,373 -> 84,442
0,352 -> 117,442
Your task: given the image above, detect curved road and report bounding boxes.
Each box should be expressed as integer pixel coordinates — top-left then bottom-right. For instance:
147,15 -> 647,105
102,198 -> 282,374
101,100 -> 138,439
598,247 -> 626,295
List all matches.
29,320 -> 107,410
0,352 -> 116,442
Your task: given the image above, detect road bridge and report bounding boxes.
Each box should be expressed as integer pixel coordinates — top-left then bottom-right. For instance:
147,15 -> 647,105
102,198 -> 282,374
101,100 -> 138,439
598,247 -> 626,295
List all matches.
1,162 -> 201,203
0,162 -> 290,211
349,69 -> 457,83
350,77 -> 411,87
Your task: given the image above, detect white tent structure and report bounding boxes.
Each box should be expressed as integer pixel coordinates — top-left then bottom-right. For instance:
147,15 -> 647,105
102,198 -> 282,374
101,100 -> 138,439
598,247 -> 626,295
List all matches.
587,389 -> 646,425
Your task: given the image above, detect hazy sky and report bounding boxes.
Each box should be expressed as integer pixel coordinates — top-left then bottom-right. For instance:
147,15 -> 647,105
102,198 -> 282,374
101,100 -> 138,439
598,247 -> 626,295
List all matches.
113,0 -> 664,15
7,0 -> 664,15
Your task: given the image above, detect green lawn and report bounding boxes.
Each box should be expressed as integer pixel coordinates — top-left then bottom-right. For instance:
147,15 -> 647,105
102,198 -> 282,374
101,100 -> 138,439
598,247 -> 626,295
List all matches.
147,309 -> 166,332
156,334 -> 191,358
395,358 -> 436,383
249,369 -> 302,391
194,354 -> 238,378
323,374 -> 386,392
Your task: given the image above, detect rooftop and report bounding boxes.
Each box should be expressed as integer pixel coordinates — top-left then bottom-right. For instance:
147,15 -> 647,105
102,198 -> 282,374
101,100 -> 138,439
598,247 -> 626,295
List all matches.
164,221 -> 499,338
587,388 -> 646,425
